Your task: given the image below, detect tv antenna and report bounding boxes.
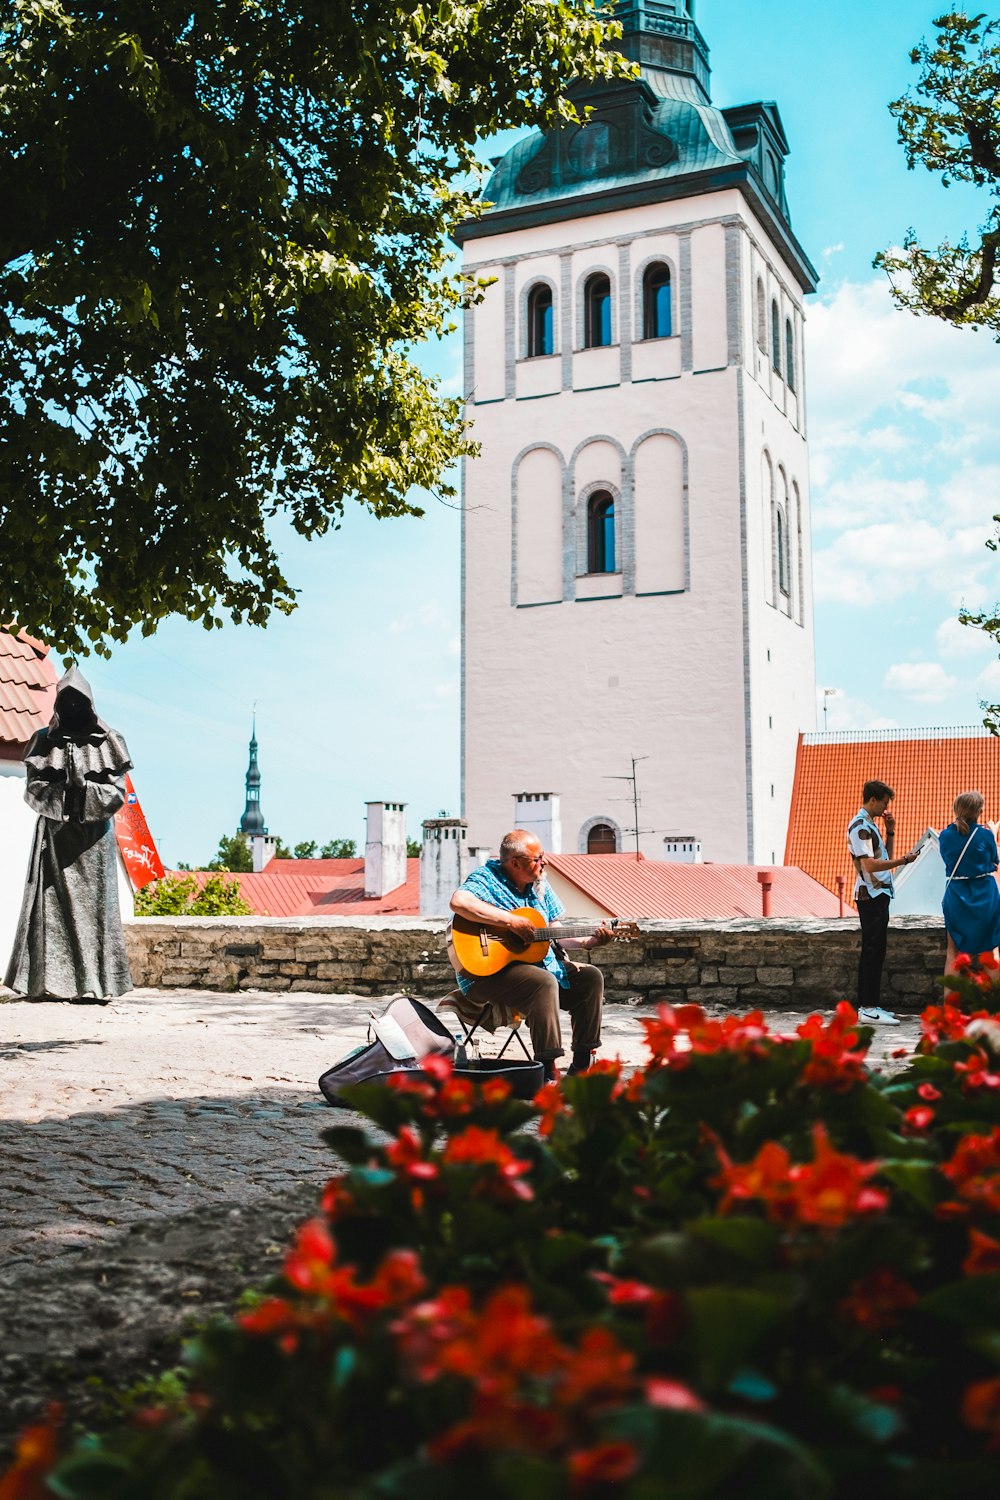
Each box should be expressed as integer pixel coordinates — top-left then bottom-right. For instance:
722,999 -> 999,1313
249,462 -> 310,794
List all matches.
605,756 -> 653,860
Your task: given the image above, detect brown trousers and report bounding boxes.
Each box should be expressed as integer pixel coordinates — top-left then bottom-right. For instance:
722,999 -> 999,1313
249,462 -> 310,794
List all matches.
462,960 -> 604,1062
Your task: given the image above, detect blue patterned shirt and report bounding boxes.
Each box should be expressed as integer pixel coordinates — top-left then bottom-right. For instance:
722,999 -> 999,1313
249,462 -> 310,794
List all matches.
454,858 -> 566,994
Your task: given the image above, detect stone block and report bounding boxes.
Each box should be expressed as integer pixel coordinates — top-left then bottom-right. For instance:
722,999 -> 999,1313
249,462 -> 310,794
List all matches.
755,967 -> 795,987
314,961 -> 366,980
277,963 -> 309,978
716,966 -> 756,985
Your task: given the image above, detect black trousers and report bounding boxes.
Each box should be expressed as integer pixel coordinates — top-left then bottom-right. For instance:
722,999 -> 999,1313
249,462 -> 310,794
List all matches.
856,894 -> 891,1010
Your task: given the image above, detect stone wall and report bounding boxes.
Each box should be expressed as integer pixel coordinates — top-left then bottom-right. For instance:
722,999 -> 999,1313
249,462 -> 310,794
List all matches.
125,913 -> 950,1012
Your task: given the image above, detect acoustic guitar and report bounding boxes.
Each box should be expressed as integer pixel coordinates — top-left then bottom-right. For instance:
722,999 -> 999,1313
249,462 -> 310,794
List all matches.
450,907 -> 639,979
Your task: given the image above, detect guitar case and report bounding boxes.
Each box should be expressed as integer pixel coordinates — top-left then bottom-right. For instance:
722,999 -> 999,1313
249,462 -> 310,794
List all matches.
318,995 -> 544,1106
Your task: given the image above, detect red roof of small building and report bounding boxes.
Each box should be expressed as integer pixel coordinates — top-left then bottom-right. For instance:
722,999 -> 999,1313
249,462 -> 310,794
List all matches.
176,858 -> 420,918
785,728 -> 1000,901
0,629 -> 57,756
545,853 -> 842,919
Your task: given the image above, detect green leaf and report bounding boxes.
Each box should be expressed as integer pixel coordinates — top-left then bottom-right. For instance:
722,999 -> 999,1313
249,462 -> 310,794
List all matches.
687,1287 -> 791,1389
880,1158 -> 943,1209
690,1217 -> 781,1265
921,1273 -> 1000,1324
49,1452 -> 134,1500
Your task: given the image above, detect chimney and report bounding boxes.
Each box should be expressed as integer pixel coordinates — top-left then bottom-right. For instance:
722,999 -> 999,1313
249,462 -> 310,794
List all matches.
513,792 -> 561,853
365,801 -> 407,898
662,837 -> 702,864
251,833 -> 277,873
420,817 -> 468,916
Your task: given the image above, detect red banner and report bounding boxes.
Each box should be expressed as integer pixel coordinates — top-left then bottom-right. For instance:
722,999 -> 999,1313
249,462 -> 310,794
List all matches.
115,773 -> 165,890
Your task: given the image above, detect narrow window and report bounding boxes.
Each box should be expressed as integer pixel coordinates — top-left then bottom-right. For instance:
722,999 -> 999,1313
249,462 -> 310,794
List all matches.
785,318 -> 795,391
587,822 -> 618,854
771,300 -> 781,375
776,505 -> 789,594
527,284 -> 554,358
756,277 -> 767,350
642,263 -> 672,339
587,491 -> 616,573
584,273 -> 612,348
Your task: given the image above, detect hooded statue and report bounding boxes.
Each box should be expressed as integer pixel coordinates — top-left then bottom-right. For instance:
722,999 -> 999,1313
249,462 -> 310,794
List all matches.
4,666 -> 133,1001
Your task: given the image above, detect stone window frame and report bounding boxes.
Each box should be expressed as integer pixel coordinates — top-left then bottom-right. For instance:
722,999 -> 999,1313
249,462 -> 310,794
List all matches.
633,251 -> 678,342
784,316 -> 796,392
578,814 -> 623,854
509,439 -> 569,608
521,274 -> 559,360
576,263 -> 617,350
575,477 -> 623,580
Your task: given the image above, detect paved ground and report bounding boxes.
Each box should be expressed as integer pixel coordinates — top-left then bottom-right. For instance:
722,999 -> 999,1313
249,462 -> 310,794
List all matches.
0,987 -> 923,1454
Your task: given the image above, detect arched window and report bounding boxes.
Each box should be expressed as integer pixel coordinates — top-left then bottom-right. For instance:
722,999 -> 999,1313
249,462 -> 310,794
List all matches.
584,273 -> 612,348
784,318 -> 795,391
642,263 -> 672,339
756,277 -> 767,350
527,284 -> 554,358
770,300 -> 781,375
587,491 -> 616,574
776,505 -> 789,595
587,822 -> 618,854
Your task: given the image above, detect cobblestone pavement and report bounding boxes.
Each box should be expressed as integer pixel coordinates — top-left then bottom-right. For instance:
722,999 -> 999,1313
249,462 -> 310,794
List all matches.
0,987 -> 923,1454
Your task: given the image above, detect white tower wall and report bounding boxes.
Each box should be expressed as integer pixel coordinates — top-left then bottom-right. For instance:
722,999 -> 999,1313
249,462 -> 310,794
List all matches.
461,167 -> 815,865
365,800 -> 407,898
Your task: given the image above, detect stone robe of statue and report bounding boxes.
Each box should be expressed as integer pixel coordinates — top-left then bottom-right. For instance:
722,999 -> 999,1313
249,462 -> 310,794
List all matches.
4,667 -> 133,1001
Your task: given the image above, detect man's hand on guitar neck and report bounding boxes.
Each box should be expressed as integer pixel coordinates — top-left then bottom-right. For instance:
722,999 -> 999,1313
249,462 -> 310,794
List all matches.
558,922 -> 614,954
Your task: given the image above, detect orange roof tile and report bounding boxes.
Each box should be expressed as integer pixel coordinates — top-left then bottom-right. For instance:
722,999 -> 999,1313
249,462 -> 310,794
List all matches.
173,859 -> 420,918
785,728 -> 1000,903
546,853 -> 842,919
0,629 -> 57,754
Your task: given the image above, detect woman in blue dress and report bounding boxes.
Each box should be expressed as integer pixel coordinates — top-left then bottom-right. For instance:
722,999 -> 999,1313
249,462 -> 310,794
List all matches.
940,790 -> 1000,974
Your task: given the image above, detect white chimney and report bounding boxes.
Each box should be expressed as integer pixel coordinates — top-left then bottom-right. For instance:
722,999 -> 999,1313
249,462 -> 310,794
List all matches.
365,801 -> 407,897
662,837 -> 702,864
513,792 -> 561,853
251,834 -> 277,872
420,817 -> 468,916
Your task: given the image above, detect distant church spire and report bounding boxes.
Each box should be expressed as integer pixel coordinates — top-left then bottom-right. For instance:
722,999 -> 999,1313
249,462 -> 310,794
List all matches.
239,715 -> 267,836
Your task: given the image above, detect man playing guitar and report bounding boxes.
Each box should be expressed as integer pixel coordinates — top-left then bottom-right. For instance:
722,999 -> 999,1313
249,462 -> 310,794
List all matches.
449,829 -> 613,1081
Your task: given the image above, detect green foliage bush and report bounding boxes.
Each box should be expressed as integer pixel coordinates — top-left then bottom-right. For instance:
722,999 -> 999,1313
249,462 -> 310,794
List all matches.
134,872 -> 253,917
10,959 -> 1000,1497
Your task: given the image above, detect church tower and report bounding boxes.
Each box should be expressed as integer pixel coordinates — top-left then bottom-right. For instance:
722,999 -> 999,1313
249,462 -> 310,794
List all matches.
455,0 -> 817,863
239,716 -> 267,837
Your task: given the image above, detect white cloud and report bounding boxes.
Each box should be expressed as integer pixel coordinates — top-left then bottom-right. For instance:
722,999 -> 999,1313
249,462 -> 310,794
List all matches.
813,519 -> 988,605
388,602 -> 451,635
883,662 -> 958,703
815,688 -> 898,733
822,243 -> 845,259
975,658 -> 1000,695
936,615 -> 996,660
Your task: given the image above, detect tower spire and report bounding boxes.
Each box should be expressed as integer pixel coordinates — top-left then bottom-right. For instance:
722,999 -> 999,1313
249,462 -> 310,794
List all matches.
239,715 -> 267,836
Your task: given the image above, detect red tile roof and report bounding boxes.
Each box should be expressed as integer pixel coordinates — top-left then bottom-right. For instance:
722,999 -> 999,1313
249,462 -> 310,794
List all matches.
785,728 -> 1000,903
174,858 -> 420,918
0,629 -> 57,755
546,853 -> 842,919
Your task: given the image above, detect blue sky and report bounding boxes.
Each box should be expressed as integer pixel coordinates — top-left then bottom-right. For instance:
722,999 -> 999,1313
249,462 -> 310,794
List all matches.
71,2 -> 1000,867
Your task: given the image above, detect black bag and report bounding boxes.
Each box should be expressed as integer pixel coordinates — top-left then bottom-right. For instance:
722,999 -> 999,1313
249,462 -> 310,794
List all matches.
318,995 -> 545,1106
318,995 -> 455,1107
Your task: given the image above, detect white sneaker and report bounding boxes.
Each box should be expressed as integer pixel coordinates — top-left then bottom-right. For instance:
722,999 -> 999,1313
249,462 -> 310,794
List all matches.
857,1006 -> 900,1025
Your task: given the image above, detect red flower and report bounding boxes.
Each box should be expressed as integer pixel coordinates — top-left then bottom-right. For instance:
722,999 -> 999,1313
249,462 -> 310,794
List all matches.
954,952 -> 973,973
428,1395 -> 565,1461
533,1080 -> 567,1137
964,1228 -> 1000,1276
422,1052 -> 455,1081
980,951 -> 1000,971
645,1376 -> 706,1412
903,1105 -> 935,1131
481,1077 -> 513,1105
797,1002 -> 869,1090
555,1326 -> 636,1408
954,1049 -> 1000,1092
713,1126 -> 887,1229
320,1176 -> 356,1219
837,1268 -> 919,1330
442,1127 -> 534,1201
592,1271 -> 656,1305
917,1083 -> 942,1101
434,1075 -> 478,1117
920,1001 -> 971,1052
963,1375 -> 1000,1450
940,1127 -> 1000,1213
385,1125 -> 440,1183
284,1218 -> 335,1292
0,1405 -> 61,1500
568,1441 -> 639,1491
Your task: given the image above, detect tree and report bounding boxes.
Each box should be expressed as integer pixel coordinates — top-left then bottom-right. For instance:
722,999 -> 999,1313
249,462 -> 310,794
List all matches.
407,838 -> 421,858
207,831 -> 253,873
320,838 -> 356,858
135,871 -> 253,915
0,1 -> 627,657
876,11 -> 1000,730
294,840 -> 318,860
